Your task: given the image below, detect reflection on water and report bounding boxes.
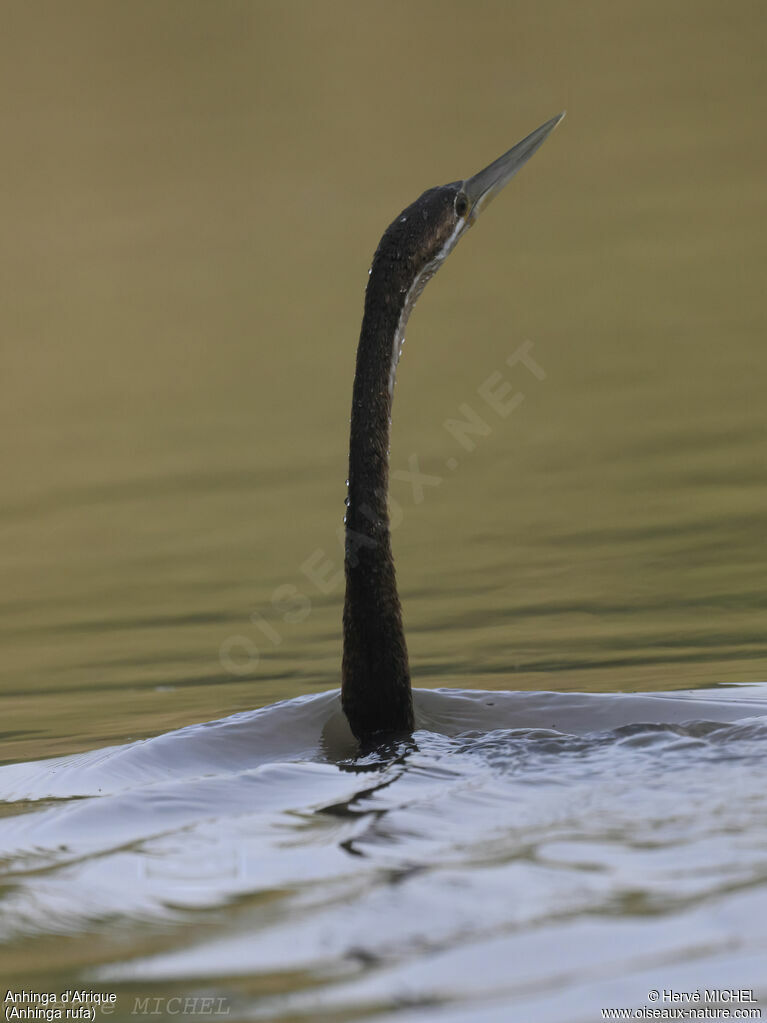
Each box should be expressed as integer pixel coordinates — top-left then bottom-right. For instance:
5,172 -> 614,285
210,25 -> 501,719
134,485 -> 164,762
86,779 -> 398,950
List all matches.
1,687 -> 767,1020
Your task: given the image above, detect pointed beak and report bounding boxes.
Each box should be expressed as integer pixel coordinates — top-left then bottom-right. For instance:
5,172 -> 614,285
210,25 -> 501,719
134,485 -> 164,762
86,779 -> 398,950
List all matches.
463,112 -> 565,222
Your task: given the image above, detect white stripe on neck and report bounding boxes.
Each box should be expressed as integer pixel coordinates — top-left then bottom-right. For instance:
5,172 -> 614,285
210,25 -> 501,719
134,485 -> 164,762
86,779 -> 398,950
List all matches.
388,219 -> 465,397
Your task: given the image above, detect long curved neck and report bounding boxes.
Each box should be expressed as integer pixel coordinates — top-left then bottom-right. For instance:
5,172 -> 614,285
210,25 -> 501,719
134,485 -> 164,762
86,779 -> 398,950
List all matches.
341,257 -> 416,740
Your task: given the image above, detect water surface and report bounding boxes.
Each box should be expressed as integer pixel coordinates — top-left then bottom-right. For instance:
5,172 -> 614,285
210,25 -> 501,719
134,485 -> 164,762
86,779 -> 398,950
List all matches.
1,0 -> 766,1013
2,686 -> 767,1020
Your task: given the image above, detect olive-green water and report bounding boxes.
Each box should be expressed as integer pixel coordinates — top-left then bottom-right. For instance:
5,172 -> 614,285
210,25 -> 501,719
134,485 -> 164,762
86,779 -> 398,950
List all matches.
1,2 -> 766,1015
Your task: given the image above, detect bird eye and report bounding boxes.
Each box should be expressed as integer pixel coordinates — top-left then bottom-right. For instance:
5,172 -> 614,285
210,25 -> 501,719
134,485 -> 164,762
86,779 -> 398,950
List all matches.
454,193 -> 469,218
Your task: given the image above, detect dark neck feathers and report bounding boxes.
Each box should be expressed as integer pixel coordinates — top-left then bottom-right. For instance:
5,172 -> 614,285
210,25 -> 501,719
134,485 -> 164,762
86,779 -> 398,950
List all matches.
341,247 -> 414,740
341,185 -> 460,741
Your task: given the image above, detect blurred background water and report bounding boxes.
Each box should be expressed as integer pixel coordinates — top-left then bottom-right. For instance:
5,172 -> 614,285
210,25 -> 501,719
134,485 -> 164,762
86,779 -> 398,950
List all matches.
1,0 -> 766,1016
